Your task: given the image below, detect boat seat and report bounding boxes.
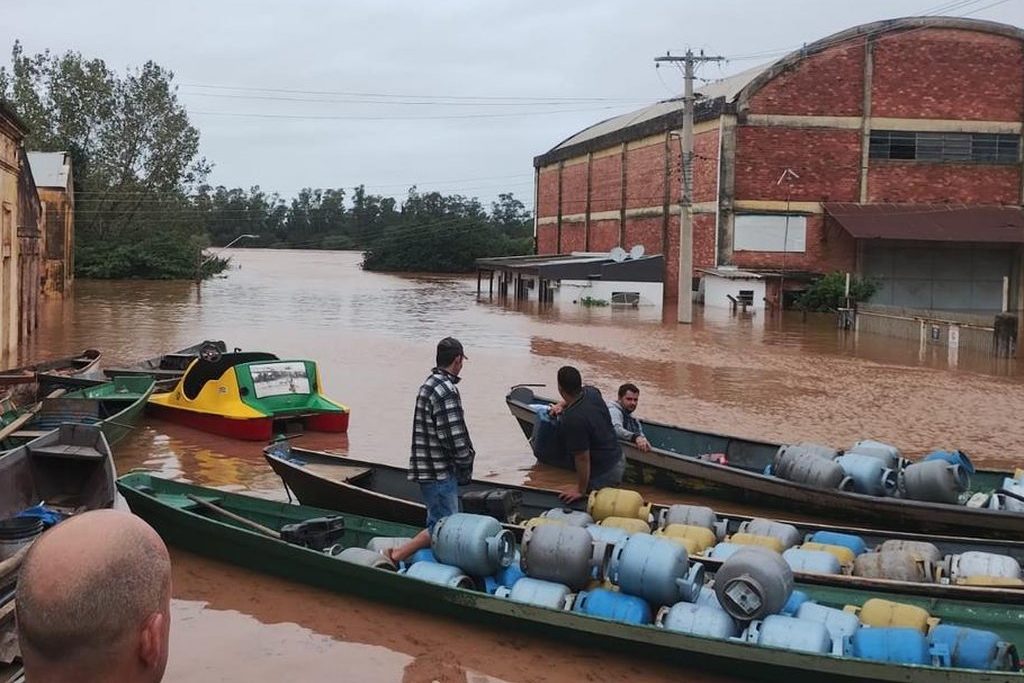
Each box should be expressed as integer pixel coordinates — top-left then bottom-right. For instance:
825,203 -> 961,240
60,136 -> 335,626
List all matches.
301,462 -> 373,484
29,445 -> 105,460
9,430 -> 51,439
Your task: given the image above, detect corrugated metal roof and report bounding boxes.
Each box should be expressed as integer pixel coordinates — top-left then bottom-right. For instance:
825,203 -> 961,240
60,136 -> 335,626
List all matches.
26,152 -> 70,188
825,203 -> 1024,243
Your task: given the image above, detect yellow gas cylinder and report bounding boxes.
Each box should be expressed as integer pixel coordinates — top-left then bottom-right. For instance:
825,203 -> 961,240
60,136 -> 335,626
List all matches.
800,542 -> 856,567
523,516 -> 565,529
655,524 -> 716,554
599,516 -> 652,534
849,598 -> 935,633
587,488 -> 652,522
1014,468 -> 1024,481
957,575 -> 1024,587
728,533 -> 784,554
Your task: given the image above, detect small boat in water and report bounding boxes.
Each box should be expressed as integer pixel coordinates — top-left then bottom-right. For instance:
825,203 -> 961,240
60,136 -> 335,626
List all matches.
505,387 -> 1023,540
104,340 -> 228,391
264,441 -> 1024,604
0,349 -> 102,399
118,473 -> 1024,682
0,376 -> 155,450
147,351 -> 349,440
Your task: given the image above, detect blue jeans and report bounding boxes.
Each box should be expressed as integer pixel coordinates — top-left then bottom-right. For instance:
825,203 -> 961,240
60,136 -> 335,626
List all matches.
420,476 -> 460,533
590,456 -> 626,491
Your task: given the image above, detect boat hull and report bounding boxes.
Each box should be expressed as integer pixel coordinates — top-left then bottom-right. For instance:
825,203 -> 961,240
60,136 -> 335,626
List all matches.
148,403 -> 349,440
506,392 -> 1023,540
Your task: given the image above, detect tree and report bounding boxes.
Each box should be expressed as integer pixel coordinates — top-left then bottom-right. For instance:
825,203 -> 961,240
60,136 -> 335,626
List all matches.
0,42 -> 214,278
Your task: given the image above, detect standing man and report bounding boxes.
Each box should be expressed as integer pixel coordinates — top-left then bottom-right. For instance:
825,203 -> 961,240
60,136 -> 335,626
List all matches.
607,383 -> 652,452
386,336 -> 475,565
17,509 -> 172,683
551,366 -> 625,503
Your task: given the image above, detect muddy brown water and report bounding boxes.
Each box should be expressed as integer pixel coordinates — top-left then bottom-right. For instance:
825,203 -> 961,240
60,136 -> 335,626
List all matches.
13,249 -> 1024,681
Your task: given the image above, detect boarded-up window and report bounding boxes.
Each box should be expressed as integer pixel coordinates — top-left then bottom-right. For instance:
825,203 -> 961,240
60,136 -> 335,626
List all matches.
734,214 -> 806,253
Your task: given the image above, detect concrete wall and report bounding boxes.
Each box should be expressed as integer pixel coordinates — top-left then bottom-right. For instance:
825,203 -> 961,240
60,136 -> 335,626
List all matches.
0,118 -> 21,357
704,275 -> 767,311
39,182 -> 74,296
554,279 -> 663,308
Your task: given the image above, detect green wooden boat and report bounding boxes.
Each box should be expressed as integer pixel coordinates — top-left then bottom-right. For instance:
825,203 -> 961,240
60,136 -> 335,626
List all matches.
117,473 -> 1024,682
0,376 -> 155,450
506,386 -> 1022,539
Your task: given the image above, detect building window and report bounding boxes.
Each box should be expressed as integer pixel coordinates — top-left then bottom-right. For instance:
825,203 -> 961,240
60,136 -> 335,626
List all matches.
869,130 -> 1020,163
734,214 -> 806,253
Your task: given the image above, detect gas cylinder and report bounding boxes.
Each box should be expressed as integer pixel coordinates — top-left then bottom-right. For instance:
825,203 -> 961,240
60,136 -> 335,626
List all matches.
806,530 -> 866,557
736,519 -> 801,550
713,546 -> 794,621
523,516 -> 564,528
923,449 -> 975,475
329,546 -> 396,570
929,624 -> 1019,671
694,585 -> 725,611
900,460 -> 969,504
431,513 -> 515,576
494,577 -> 573,610
878,539 -> 942,564
654,524 -> 716,554
941,551 -> 1021,583
849,627 -> 932,665
585,524 -> 631,549
656,602 -> 738,639
782,548 -> 842,575
609,533 -> 704,606
599,516 -> 651,534
657,504 -> 723,539
744,615 -> 832,655
780,590 -> 810,616
773,448 -> 848,489
847,439 -> 902,470
521,523 -> 602,590
836,453 -> 898,497
587,488 -> 652,522
853,598 -> 933,633
573,588 -> 653,625
539,508 -> 594,527
957,575 -> 1024,587
852,551 -> 931,583
729,533 -> 784,554
795,602 -> 861,643
404,561 -> 474,589
775,442 -> 840,463
799,542 -> 855,567
483,550 -> 527,594
707,542 -> 744,560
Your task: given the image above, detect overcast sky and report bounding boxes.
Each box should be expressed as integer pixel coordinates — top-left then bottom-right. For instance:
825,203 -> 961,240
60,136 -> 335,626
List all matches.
4,0 -> 1023,209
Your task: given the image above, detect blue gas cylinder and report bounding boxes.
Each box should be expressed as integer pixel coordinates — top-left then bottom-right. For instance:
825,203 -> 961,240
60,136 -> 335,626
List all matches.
484,551 -> 527,594
780,590 -> 810,616
923,449 -> 975,475
573,589 -> 653,625
849,627 -> 932,665
806,531 -> 866,557
929,624 -> 1019,671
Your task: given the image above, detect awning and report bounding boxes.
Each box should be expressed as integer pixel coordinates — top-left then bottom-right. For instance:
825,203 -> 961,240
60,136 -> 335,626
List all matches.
824,203 -> 1024,243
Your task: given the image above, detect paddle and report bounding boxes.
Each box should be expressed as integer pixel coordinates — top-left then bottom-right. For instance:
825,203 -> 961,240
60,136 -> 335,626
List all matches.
185,494 -> 281,539
0,389 -> 67,443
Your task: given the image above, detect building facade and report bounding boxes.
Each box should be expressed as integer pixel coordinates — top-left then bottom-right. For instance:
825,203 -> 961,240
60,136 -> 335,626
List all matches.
0,103 -> 42,358
28,152 -> 74,296
534,17 -> 1024,314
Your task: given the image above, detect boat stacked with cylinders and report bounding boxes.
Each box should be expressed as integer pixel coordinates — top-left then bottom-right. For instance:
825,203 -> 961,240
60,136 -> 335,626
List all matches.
334,488 -> 1020,673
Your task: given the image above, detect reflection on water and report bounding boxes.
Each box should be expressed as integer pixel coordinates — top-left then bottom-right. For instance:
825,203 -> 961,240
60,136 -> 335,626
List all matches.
13,248 -> 1024,681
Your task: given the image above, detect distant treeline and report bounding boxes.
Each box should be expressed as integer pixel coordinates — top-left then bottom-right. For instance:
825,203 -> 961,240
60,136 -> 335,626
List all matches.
0,42 -> 532,278
200,185 -> 534,272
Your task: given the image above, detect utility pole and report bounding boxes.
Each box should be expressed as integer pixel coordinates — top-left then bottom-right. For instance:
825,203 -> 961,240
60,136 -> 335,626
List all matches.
655,49 -> 724,324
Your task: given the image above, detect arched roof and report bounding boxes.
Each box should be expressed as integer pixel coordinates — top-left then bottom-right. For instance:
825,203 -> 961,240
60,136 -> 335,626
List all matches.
535,16 -> 1024,168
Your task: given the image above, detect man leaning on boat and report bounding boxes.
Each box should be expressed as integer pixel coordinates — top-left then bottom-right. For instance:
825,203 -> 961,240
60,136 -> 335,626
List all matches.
607,382 -> 651,453
385,337 -> 475,565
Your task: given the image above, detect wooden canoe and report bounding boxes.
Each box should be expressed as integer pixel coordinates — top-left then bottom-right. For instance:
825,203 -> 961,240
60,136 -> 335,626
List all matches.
505,386 -> 1023,540
117,472 -> 1024,683
264,441 -> 1024,605
0,349 -> 102,401
104,340 -> 228,391
0,377 -> 155,450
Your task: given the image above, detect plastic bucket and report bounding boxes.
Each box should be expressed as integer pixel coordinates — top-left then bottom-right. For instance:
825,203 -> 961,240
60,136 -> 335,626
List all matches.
0,517 -> 44,561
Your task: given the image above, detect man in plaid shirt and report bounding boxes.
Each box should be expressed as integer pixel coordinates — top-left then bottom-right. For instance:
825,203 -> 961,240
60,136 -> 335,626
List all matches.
385,337 -> 475,565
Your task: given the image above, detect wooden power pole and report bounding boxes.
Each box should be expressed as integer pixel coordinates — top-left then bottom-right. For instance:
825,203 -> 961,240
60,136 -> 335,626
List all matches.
655,50 -> 724,324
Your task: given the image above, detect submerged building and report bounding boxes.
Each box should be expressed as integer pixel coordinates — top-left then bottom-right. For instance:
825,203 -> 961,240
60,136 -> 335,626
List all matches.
533,17 -> 1024,315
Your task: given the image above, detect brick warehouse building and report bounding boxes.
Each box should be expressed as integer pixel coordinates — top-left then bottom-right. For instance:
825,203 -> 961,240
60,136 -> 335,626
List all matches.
533,17 -> 1024,313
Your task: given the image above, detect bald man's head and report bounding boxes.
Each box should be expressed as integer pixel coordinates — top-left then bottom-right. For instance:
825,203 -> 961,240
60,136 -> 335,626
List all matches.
17,509 -> 171,682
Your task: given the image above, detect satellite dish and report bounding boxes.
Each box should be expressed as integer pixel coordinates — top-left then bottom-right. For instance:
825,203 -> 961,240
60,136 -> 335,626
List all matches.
629,244 -> 646,260
610,247 -> 628,263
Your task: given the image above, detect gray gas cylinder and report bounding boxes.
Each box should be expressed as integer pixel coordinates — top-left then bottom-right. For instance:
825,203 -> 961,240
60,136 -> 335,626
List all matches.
900,460 -> 968,504
713,546 -> 794,621
522,522 -> 602,590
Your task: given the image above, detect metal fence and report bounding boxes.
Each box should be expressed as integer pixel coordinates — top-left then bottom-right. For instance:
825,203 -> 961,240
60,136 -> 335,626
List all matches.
854,304 -> 1005,355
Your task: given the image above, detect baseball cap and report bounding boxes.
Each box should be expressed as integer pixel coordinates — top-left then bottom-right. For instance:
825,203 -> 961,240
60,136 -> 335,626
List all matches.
437,336 -> 468,360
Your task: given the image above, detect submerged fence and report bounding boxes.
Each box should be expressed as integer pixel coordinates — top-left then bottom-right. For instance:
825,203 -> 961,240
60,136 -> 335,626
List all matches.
853,304 -> 1016,357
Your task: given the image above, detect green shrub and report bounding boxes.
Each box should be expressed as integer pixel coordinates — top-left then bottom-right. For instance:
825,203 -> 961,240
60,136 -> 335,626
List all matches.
797,272 -> 878,312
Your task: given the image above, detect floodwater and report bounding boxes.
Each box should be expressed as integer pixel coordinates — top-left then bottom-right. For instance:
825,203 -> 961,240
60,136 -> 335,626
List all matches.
17,248 -> 1024,682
